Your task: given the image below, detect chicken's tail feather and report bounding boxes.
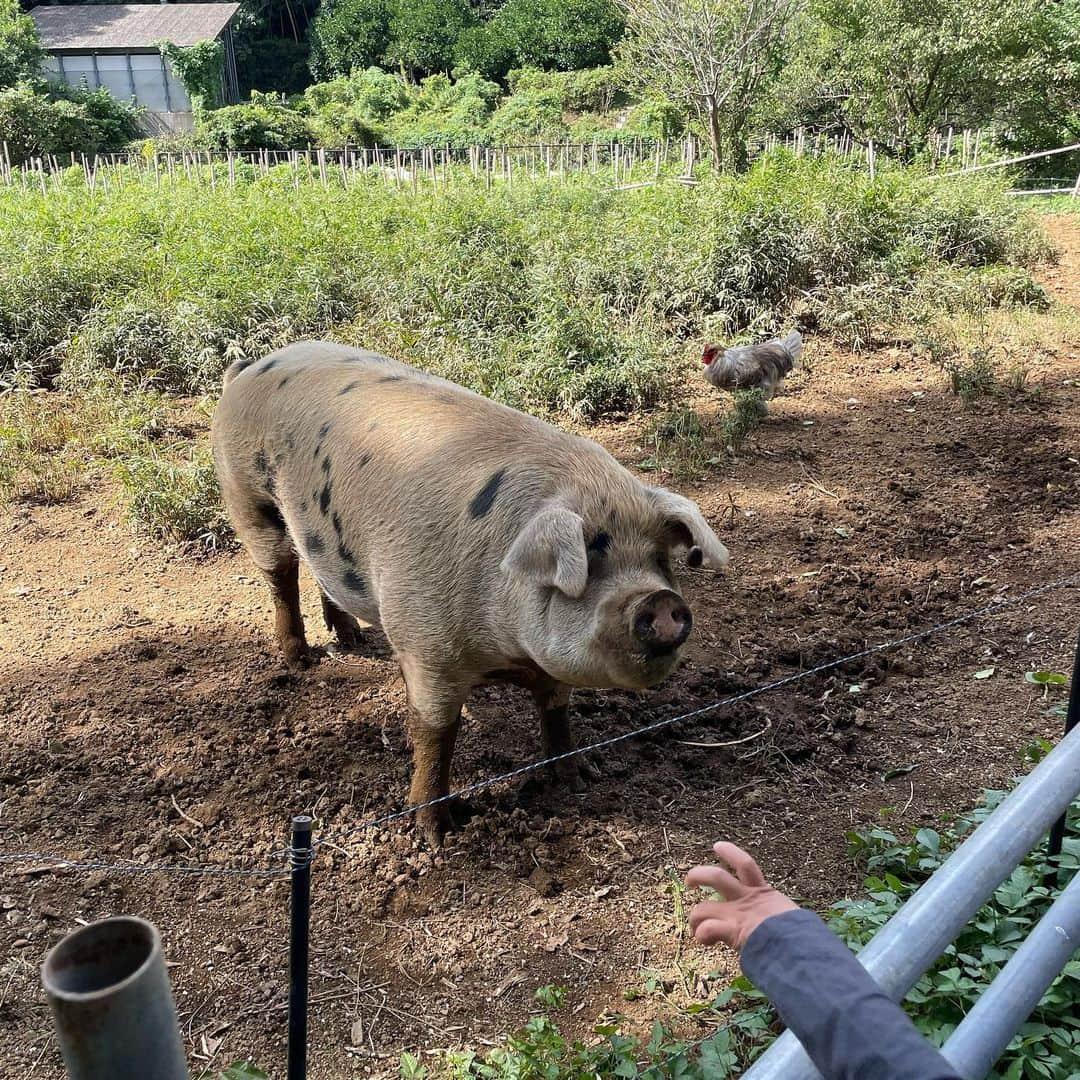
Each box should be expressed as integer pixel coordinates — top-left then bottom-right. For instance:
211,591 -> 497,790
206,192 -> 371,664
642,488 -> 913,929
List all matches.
781,329 -> 803,363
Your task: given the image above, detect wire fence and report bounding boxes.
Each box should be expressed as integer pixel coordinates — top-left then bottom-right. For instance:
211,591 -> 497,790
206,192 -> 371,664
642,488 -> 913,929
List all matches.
4,568 -> 1079,1077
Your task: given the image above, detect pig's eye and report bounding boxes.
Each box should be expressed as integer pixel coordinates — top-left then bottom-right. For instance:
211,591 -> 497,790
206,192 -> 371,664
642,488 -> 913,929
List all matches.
587,531 -> 611,556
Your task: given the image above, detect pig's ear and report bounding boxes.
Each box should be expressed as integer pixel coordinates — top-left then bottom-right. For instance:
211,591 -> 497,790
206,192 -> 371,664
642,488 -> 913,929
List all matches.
652,489 -> 731,569
502,508 -> 589,598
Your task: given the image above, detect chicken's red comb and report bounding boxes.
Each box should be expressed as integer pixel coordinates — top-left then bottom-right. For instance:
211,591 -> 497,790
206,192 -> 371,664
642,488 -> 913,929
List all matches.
702,344 -> 719,365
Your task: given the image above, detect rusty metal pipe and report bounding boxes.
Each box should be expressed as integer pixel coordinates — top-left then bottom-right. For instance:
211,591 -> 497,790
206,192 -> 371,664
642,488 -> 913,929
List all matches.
42,916 -> 189,1080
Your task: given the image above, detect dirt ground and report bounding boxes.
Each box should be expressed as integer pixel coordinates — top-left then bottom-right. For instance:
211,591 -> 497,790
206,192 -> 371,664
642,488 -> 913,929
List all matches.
2,216 -> 1079,1080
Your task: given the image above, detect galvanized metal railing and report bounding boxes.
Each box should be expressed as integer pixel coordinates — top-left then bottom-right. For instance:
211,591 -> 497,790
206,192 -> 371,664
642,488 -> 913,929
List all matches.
743,633 -> 1080,1080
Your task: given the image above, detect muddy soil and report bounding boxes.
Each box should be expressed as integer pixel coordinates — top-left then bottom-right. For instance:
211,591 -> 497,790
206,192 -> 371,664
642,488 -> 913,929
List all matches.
2,217 -> 1079,1079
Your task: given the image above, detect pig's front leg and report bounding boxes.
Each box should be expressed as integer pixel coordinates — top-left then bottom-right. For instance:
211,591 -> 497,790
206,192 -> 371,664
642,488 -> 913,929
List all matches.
401,658 -> 468,847
532,678 -> 602,793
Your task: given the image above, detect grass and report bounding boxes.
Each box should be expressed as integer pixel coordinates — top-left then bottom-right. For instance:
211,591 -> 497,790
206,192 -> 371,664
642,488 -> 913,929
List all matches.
0,378 -> 229,544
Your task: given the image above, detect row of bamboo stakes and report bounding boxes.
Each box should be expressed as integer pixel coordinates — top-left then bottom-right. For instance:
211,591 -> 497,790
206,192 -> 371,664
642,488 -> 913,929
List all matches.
1,128 -> 1076,195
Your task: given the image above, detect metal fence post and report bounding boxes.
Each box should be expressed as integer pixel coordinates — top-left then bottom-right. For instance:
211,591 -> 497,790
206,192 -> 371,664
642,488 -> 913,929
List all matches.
42,916 -> 189,1080
288,815 -> 313,1080
1046,628 -> 1080,884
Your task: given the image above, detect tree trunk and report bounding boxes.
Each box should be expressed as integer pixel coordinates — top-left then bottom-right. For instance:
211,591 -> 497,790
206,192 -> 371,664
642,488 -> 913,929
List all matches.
704,96 -> 749,173
705,94 -> 725,172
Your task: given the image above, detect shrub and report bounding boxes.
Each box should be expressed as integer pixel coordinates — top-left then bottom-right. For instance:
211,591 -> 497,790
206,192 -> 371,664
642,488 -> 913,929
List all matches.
0,82 -> 141,165
198,93 -> 316,150
488,84 -> 567,142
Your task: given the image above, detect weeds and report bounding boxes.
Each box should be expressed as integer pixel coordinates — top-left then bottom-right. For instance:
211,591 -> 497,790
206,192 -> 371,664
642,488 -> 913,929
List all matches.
947,349 -> 999,400
113,447 -> 230,546
719,390 -> 765,453
639,406 -> 716,479
0,155 -> 1052,422
0,379 -> 166,505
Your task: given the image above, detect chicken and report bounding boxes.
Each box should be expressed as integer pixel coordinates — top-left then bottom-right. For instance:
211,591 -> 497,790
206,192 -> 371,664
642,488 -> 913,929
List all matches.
701,330 -> 803,404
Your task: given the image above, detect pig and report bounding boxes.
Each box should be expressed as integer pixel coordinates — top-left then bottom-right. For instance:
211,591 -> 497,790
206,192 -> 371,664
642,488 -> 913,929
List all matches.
211,341 -> 730,844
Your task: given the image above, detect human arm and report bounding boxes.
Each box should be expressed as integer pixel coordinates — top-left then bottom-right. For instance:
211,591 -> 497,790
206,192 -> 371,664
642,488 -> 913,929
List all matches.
686,843 -> 961,1080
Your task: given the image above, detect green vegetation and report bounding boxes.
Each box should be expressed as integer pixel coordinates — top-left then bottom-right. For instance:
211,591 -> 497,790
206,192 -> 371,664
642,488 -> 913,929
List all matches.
409,761 -> 1080,1078
0,153 -> 1058,536
308,0 -> 622,83
0,378 -> 229,545
196,65 -> 656,150
158,40 -> 227,114
0,0 -> 141,165
0,155 -> 1047,411
769,0 -> 1080,166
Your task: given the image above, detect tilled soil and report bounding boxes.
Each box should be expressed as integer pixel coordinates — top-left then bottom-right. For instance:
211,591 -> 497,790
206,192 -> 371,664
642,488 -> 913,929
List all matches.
2,216 -> 1079,1079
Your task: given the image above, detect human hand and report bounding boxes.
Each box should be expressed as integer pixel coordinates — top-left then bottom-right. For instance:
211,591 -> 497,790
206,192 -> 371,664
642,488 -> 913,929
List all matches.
685,841 -> 798,952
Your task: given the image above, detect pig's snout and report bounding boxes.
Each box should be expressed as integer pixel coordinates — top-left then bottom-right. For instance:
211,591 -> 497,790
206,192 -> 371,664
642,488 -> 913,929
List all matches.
632,590 -> 693,656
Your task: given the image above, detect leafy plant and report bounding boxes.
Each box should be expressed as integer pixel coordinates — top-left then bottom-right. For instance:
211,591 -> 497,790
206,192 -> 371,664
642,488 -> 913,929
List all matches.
159,40 -> 226,113
836,788 -> 1080,1079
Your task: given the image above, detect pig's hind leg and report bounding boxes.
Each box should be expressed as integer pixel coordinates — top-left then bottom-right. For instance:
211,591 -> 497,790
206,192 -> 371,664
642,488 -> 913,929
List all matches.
532,679 -> 602,793
222,484 -> 310,668
320,592 -> 363,649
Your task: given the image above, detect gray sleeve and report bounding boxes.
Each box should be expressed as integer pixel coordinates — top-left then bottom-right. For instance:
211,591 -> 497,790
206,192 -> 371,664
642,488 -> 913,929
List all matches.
740,909 -> 961,1080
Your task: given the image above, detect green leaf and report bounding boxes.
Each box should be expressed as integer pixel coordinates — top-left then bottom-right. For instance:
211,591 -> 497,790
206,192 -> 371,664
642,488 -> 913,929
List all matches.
883,763 -> 917,780
1026,671 -> 1067,685
217,1065 -> 269,1080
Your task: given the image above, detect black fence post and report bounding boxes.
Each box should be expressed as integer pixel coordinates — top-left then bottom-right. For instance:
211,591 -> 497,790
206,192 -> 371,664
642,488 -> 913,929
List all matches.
288,815 -> 313,1080
1046,629 -> 1080,885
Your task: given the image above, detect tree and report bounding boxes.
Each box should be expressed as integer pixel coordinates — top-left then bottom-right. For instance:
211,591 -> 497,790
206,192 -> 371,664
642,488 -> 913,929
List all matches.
490,0 -> 624,73
307,0 -> 394,80
616,0 -> 798,171
385,0 -> 477,77
770,0 -> 1080,160
0,0 -> 41,89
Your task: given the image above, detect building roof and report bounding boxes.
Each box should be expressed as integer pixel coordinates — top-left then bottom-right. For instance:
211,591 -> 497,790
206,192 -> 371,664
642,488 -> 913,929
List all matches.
30,4 -> 240,52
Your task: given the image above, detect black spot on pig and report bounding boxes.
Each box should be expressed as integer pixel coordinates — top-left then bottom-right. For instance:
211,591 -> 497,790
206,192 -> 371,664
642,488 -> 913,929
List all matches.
319,482 -> 332,515
357,451 -> 372,469
377,375 -> 401,383
469,469 -> 506,519
318,421 -> 332,440
278,376 -> 291,390
337,542 -> 357,564
321,455 -> 332,474
300,499 -> 309,514
228,357 -> 255,379
254,451 -> 269,476
338,381 -> 361,396
304,532 -> 324,555
587,531 -> 611,556
259,357 -> 281,375
342,569 -> 366,594
331,512 -> 343,537
256,501 -> 285,530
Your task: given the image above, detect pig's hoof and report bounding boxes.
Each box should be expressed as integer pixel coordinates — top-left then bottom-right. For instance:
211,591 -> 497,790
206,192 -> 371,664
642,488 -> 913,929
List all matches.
282,640 -> 314,670
415,799 -> 472,848
336,617 -> 363,649
550,755 -> 602,794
